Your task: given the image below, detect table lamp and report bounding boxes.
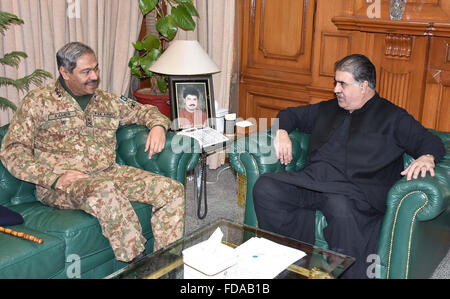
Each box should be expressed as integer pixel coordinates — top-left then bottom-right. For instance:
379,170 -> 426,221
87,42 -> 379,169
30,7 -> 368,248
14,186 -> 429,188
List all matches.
149,40 -> 220,130
149,40 -> 220,75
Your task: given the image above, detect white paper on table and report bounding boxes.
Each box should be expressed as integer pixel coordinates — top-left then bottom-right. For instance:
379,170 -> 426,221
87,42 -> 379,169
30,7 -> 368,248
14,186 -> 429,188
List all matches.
182,228 -> 238,278
227,237 -> 306,279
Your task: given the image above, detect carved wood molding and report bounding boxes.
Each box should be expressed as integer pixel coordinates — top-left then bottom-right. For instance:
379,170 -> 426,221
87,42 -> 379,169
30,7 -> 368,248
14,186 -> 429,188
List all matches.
379,68 -> 412,110
430,23 -> 450,38
384,34 -> 412,59
332,16 -> 450,37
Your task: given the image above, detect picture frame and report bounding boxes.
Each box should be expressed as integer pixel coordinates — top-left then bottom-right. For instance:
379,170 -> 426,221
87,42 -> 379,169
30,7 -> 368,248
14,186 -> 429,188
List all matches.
168,75 -> 216,131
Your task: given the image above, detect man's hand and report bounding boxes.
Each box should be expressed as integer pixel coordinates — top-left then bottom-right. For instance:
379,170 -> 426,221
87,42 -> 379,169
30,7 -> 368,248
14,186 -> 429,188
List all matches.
274,129 -> 292,165
400,154 -> 435,181
55,170 -> 89,190
145,126 -> 166,159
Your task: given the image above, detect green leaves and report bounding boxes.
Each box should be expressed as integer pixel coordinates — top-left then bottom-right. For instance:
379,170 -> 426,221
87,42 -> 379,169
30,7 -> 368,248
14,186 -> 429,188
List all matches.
128,47 -> 161,79
0,11 -> 24,35
1,69 -> 53,92
0,11 -> 53,112
130,0 -> 199,93
0,96 -> 17,111
155,1 -> 198,40
0,69 -> 52,111
0,51 -> 28,67
138,0 -> 158,15
157,77 -> 167,93
133,34 -> 160,51
156,15 -> 178,40
170,4 -> 196,31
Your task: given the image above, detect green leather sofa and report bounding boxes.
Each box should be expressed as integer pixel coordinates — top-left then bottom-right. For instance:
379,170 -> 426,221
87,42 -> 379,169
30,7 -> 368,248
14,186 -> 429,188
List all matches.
229,128 -> 450,279
0,124 -> 199,278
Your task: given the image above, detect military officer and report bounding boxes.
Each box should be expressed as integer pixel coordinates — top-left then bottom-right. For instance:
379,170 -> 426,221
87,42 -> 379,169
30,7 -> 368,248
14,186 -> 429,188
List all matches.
0,42 -> 185,263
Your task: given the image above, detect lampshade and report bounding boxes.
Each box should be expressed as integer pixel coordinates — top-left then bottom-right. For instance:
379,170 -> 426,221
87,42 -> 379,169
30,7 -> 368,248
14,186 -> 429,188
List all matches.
149,40 -> 220,75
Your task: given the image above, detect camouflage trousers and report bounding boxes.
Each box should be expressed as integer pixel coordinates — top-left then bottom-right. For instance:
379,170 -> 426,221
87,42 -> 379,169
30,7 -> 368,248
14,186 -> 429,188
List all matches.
38,164 -> 185,262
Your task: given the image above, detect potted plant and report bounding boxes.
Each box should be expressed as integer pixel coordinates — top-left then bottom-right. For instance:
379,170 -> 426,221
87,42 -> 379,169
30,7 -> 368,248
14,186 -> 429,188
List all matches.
0,11 -> 52,111
129,0 -> 199,117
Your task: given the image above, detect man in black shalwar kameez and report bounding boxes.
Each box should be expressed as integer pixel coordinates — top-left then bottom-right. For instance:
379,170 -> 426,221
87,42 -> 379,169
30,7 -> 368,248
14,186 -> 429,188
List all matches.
253,54 -> 445,279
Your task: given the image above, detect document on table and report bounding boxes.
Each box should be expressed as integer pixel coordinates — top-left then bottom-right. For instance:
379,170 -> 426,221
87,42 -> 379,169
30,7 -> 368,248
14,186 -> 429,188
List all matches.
182,228 -> 306,279
227,237 -> 306,279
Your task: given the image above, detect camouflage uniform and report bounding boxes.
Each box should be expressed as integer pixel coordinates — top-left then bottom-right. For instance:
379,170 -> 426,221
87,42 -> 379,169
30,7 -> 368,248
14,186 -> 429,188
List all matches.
0,80 -> 185,262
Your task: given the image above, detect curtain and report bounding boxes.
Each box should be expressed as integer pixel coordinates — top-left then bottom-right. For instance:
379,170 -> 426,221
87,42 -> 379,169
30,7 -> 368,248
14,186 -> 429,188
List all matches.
0,0 -> 142,125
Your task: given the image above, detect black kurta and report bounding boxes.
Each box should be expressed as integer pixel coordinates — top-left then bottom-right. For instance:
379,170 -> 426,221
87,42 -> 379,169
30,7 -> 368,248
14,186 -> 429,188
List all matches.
274,93 -> 445,212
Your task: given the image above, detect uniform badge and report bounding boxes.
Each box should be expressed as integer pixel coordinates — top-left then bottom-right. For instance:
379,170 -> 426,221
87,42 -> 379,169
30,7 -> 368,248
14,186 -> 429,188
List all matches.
48,111 -> 77,121
93,111 -> 114,118
86,116 -> 93,127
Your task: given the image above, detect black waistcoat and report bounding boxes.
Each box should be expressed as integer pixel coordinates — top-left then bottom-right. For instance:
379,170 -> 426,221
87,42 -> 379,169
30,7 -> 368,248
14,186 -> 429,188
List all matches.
308,95 -> 404,213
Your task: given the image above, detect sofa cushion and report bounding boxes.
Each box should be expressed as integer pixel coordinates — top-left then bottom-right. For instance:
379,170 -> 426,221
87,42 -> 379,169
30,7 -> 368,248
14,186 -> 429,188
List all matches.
10,201 -> 153,276
12,201 -> 153,253
0,225 -> 65,278
0,161 -> 37,207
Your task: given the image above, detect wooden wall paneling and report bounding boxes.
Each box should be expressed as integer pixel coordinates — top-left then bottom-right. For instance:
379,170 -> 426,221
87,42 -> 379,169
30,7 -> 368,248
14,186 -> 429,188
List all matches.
319,32 -> 353,78
239,0 -> 449,131
244,0 -> 315,82
310,0 -> 356,102
422,37 -> 450,132
239,0 -> 316,121
331,0 -> 450,130
375,34 -> 429,121
240,83 -> 311,129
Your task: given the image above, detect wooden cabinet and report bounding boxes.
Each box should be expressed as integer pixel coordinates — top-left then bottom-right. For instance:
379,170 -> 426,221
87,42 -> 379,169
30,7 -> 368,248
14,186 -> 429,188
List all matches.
239,0 -> 450,132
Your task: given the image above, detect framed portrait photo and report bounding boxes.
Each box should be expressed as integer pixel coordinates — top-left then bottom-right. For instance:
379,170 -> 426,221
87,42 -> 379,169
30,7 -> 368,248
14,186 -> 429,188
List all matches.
169,75 -> 216,131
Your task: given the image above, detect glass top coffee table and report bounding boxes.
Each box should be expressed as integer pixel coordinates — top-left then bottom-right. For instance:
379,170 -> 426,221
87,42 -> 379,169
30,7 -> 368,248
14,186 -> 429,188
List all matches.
107,219 -> 354,279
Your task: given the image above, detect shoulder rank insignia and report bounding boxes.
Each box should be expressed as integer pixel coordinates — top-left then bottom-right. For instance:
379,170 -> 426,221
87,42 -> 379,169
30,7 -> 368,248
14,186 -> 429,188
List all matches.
128,101 -> 137,109
119,95 -> 128,103
55,87 -> 63,98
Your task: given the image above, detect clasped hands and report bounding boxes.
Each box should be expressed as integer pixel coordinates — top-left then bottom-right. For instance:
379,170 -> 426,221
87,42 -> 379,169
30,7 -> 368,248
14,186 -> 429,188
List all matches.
274,129 -> 436,181
55,126 -> 166,190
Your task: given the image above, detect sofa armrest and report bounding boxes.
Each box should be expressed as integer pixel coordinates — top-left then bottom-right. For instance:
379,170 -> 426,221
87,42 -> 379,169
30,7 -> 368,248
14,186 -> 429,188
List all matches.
377,164 -> 450,279
116,124 -> 200,184
229,129 -> 310,175
228,129 -> 310,227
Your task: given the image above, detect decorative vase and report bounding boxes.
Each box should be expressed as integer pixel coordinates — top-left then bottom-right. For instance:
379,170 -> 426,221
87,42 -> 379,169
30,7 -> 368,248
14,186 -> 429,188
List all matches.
133,88 -> 171,118
389,0 -> 406,20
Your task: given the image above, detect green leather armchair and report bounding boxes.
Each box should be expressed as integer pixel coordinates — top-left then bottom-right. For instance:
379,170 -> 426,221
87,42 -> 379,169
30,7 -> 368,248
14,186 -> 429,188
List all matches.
229,129 -> 450,279
0,124 -> 199,278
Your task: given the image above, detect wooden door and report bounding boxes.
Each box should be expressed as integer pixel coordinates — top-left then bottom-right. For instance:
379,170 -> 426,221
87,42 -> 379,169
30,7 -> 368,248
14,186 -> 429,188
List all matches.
239,0 -> 316,123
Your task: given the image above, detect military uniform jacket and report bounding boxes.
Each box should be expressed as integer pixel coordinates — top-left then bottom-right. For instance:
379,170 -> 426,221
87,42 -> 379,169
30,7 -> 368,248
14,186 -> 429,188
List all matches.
0,80 -> 171,193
